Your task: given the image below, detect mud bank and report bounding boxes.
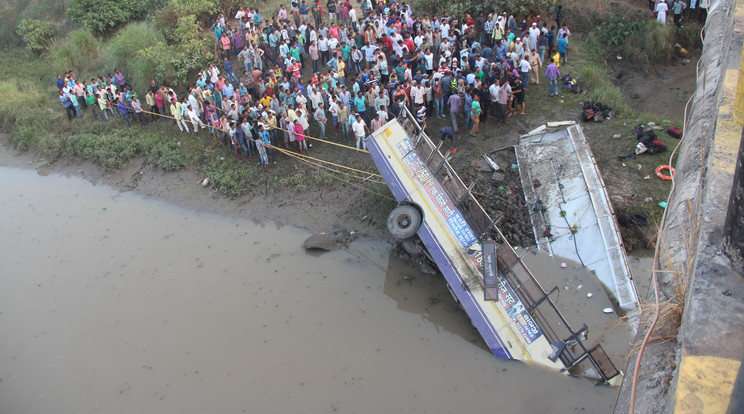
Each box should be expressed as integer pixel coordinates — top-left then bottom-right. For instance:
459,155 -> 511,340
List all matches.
0,136 -> 392,241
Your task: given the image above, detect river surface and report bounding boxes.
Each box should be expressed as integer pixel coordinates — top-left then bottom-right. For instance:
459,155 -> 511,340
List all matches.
0,167 -> 634,413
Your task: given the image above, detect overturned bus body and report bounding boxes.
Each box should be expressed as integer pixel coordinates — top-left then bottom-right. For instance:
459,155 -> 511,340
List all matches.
366,110 -> 623,384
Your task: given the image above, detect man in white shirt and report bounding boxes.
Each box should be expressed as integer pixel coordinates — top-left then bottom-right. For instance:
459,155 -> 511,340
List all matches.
318,35 -> 330,64
362,43 -> 379,68
328,36 -> 339,51
519,56 -> 532,90
528,23 -> 540,51
410,80 -> 424,106
349,8 -> 357,30
328,97 -> 340,129
352,114 -> 369,149
377,105 -> 389,122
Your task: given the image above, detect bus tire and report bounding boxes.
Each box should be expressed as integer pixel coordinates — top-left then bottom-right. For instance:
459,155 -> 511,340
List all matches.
402,239 -> 424,256
387,205 -> 422,241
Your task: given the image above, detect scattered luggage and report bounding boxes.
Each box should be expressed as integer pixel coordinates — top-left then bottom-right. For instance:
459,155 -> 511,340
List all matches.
562,74 -> 580,93
633,124 -> 667,155
581,101 -> 615,123
667,126 -> 682,139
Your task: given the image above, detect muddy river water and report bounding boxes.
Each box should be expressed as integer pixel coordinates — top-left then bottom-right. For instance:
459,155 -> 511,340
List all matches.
0,167 -> 647,413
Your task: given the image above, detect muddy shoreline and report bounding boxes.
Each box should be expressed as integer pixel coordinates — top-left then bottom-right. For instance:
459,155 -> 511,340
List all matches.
0,135 -> 394,242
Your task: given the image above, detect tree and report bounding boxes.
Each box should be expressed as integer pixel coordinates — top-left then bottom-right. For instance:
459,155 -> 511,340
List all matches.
16,19 -> 56,54
67,0 -> 166,36
412,0 -> 552,19
138,15 -> 212,88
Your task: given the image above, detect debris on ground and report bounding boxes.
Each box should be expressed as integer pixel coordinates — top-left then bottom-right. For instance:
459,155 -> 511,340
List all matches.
633,124 -> 667,155
483,154 -> 500,171
618,212 -> 649,227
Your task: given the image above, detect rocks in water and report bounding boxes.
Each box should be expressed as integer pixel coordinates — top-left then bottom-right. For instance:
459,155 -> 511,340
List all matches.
303,233 -> 338,251
302,230 -> 358,251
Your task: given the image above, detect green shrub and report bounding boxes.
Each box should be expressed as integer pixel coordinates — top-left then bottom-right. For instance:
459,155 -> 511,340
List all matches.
411,0 -> 550,18
0,78 -> 51,126
563,0 -> 611,32
587,83 -> 631,116
67,0 -> 166,36
49,38 -> 79,71
622,20 -> 674,66
147,140 -> 187,171
37,134 -> 64,161
139,15 -> 212,88
0,2 -> 17,45
10,123 -> 35,151
10,122 -> 62,159
582,33 -> 605,65
676,22 -> 704,51
105,22 -> 165,94
642,20 -> 674,63
597,17 -> 644,46
17,0 -> 68,21
16,18 -> 56,54
67,0 -> 131,36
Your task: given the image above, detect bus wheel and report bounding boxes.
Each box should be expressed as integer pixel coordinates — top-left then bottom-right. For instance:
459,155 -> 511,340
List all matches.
387,205 -> 422,241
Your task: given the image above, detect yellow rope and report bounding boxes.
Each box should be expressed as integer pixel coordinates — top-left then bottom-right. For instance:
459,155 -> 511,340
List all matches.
282,149 -> 395,201
197,98 -> 370,153
269,122 -> 370,153
276,146 -> 385,184
128,105 -> 383,179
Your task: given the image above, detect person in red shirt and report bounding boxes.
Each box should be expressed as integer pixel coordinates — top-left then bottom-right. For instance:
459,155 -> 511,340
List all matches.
382,33 -> 393,52
464,13 -> 475,26
153,90 -> 164,118
290,60 -> 302,78
403,35 -> 414,53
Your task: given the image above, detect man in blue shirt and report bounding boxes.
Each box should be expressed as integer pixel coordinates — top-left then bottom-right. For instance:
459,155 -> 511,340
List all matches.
223,82 -> 235,100
557,33 -> 568,65
440,126 -> 456,153
354,91 -> 367,124
117,97 -> 131,127
59,90 -> 75,120
223,56 -> 239,85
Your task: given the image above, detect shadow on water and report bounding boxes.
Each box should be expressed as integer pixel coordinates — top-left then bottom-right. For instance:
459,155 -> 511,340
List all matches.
381,247 -> 487,351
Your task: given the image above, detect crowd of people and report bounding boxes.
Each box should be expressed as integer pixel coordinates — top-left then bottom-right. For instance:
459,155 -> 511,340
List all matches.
57,0 -> 572,166
651,0 -> 709,26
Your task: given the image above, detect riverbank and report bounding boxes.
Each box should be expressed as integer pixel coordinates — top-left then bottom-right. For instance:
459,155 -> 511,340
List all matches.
0,133 -> 395,241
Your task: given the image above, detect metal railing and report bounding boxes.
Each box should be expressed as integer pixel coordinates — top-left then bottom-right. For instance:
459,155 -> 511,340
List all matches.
396,105 -> 497,239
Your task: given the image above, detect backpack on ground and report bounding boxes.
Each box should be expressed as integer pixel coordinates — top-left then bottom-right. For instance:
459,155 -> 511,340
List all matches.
667,126 -> 682,138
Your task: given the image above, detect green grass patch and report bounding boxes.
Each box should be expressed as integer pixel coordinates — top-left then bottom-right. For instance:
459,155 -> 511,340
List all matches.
587,83 -> 632,115
204,155 -> 263,197
63,128 -> 191,171
103,22 -> 164,95
622,21 -> 675,66
579,64 -> 605,90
